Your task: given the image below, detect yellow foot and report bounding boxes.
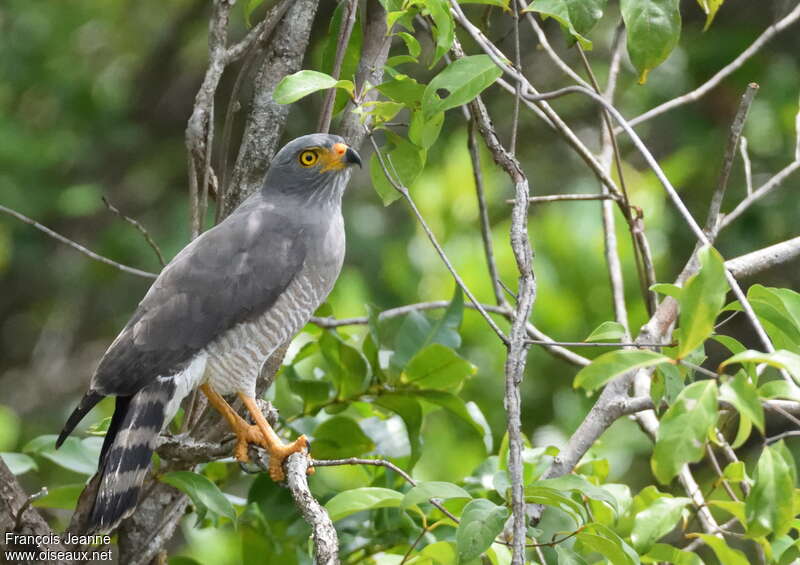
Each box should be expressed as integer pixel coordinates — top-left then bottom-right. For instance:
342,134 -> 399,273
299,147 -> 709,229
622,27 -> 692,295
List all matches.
230,424 -> 310,481
232,423 -> 267,463
266,434 -> 308,481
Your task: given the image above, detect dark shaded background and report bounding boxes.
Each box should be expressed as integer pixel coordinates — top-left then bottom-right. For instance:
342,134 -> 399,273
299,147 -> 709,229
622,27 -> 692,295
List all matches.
0,0 -> 798,557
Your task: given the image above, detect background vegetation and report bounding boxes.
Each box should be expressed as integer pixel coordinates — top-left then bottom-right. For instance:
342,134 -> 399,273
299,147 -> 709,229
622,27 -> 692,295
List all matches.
1,0 -> 799,563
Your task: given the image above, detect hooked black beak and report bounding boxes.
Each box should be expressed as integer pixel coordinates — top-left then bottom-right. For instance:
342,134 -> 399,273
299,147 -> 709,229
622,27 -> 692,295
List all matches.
345,146 -> 362,168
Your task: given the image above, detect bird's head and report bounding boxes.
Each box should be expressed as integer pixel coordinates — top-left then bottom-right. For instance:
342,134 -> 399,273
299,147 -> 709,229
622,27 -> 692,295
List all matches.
264,133 -> 362,201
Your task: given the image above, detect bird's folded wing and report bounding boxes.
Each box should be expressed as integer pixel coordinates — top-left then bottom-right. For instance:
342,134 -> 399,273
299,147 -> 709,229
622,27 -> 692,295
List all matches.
92,206 -> 306,395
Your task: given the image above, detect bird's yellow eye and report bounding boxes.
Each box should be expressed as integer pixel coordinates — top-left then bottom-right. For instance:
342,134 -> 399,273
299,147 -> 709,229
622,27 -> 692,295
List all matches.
299,150 -> 319,167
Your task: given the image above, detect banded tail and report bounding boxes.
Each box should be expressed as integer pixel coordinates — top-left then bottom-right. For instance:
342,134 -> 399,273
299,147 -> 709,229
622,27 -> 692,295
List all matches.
58,381 -> 175,533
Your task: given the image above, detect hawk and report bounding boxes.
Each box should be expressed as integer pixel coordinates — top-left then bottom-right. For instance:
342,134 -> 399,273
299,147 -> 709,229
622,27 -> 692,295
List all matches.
57,133 -> 362,533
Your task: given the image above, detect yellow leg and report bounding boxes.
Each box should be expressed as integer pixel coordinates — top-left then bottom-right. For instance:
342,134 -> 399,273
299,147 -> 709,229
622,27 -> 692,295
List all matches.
238,392 -> 311,481
200,384 -> 265,464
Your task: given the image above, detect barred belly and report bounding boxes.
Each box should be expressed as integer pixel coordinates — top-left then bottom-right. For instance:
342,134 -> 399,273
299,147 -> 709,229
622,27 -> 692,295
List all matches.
202,273 -> 326,396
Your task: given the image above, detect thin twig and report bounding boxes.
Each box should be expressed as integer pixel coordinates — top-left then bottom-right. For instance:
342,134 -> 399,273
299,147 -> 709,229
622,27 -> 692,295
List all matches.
509,1 -> 521,155
101,197 -> 166,266
459,44 -> 535,565
186,0 -> 232,238
597,23 -> 631,337
706,83 -> 759,238
368,131 -> 510,345
521,85 -> 779,363
469,120 -> 506,306
525,339 -> 671,348
0,204 -> 158,279
740,137 -> 753,195
13,487 -> 48,533
516,0 -> 591,89
766,430 -> 800,445
510,193 -> 616,204
576,40 -> 653,317
725,236 -> 800,278
451,1 -> 622,202
318,0 -> 357,133
286,452 -> 339,565
720,160 -> 800,230
625,4 -> 800,129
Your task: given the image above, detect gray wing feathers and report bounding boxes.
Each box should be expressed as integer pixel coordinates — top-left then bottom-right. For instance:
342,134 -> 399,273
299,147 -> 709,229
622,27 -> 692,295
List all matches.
92,205 -> 306,395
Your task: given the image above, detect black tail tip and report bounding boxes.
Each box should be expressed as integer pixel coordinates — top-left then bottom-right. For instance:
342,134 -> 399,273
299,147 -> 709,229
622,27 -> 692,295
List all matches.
57,390 -> 104,449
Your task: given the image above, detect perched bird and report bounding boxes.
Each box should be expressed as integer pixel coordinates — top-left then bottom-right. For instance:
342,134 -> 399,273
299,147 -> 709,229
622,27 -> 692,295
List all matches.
56,133 -> 362,533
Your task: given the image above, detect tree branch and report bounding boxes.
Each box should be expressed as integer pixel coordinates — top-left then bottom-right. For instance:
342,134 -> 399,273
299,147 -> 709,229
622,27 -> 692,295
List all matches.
101,196 -> 166,267
455,43 -> 535,565
286,453 -> 339,565
318,0 -> 357,134
625,4 -> 800,129
0,204 -> 158,279
705,83 -> 759,238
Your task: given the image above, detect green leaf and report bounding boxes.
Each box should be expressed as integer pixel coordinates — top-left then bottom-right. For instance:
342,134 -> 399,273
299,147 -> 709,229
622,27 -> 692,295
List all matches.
759,379 -> 800,401
416,390 -> 486,439
720,371 -> 765,434
311,416 -> 375,459
456,499 -> 510,562
531,475 -> 619,516
630,496 -> 690,552
397,31 -> 421,58
0,405 -> 20,451
524,486 -> 586,525
32,484 -> 83,510
711,334 -> 747,356
24,435 -> 101,475
652,380 -> 718,484
585,321 -> 626,342
708,500 -> 746,523
414,541 -> 460,564
723,461 -> 747,482
244,0 -> 266,27
402,481 -> 471,507
745,285 -> 800,354
523,0 -> 607,49
650,283 -> 682,299
409,109 -> 445,149
574,350 -> 671,392
696,0 -> 725,30
690,534 -> 749,565
377,75 -> 426,106
576,523 -> 639,565
374,394 -> 423,465
273,70 -> 353,104
621,0 -> 682,83
403,343 -> 476,390
1,452 -> 38,475
322,1 -> 363,116
720,349 -> 800,382
555,545 -> 589,565
361,101 -> 405,125
161,471 -> 236,524
460,0 -> 510,7
319,330 -> 371,398
746,442 -> 795,537
641,543 -> 702,565
426,0 -> 454,65
422,55 -> 502,117
653,363 -> 684,407
369,130 -> 426,205
677,246 -> 728,358
325,487 -> 403,521
391,286 -> 463,371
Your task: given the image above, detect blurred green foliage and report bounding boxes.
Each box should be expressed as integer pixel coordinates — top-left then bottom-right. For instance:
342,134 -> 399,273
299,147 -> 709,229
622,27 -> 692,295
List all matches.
1,0 -> 800,563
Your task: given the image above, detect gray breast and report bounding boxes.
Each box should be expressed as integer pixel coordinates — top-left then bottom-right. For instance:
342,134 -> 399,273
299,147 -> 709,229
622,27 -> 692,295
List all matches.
203,270 -> 329,396
203,209 -> 346,397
